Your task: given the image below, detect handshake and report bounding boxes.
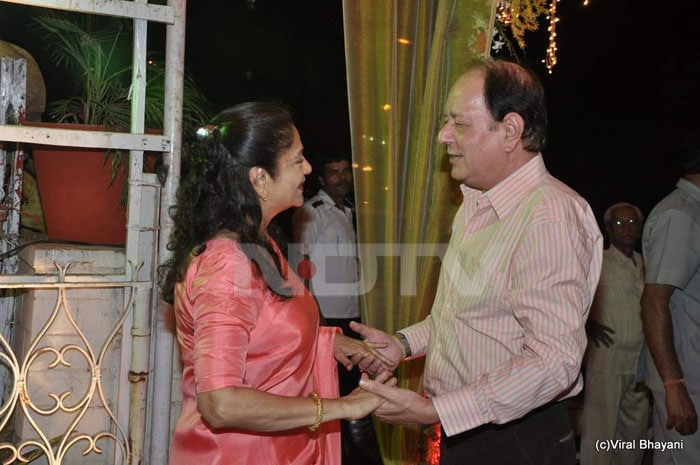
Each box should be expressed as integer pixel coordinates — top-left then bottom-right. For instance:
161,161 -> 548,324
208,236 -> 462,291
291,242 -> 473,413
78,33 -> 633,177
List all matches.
332,322 -> 439,426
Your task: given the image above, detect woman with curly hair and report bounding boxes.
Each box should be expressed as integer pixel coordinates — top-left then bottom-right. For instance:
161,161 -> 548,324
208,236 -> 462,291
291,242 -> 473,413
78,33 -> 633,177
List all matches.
159,102 -> 391,465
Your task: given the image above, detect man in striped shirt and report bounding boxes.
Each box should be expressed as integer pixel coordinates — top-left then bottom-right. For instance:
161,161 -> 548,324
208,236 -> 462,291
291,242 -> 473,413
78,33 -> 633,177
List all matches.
354,59 -> 603,465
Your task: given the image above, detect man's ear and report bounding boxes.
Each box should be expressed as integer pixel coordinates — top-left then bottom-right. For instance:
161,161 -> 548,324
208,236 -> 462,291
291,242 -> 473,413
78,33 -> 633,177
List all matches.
502,112 -> 525,152
249,167 -> 268,198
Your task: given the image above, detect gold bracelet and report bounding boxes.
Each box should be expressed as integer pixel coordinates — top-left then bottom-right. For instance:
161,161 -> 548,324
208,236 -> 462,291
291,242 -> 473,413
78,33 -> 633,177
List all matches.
308,391 -> 323,432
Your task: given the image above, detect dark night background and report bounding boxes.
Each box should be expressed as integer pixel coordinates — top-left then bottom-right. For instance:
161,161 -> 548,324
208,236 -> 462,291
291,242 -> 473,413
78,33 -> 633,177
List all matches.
1,0 -> 699,228
541,0 -> 700,225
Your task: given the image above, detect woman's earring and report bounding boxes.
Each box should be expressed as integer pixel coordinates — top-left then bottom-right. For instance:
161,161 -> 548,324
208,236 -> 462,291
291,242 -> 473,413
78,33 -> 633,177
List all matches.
261,191 -> 268,202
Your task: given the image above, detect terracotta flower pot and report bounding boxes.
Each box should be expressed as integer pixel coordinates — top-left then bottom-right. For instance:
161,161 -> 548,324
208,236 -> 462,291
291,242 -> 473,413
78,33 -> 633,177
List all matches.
28,122 -> 128,245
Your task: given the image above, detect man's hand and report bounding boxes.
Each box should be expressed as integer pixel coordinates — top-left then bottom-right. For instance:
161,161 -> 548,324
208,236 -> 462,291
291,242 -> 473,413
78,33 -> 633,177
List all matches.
665,383 -> 698,435
359,373 -> 439,425
642,283 -> 696,435
349,321 -> 404,374
585,319 -> 615,348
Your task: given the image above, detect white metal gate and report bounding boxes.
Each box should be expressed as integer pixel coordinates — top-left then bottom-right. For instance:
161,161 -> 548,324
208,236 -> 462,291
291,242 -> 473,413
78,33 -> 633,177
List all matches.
0,1 -> 185,464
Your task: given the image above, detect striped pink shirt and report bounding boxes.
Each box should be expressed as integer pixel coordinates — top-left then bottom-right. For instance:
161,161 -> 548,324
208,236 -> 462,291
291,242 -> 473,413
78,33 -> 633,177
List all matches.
401,155 -> 602,436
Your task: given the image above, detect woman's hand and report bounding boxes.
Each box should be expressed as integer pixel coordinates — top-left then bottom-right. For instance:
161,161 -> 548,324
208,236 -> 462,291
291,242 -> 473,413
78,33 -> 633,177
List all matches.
334,333 -> 393,374
339,371 -> 397,420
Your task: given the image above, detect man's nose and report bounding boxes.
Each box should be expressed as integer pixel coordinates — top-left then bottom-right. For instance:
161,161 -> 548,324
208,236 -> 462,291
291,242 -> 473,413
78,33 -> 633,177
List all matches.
437,124 -> 451,144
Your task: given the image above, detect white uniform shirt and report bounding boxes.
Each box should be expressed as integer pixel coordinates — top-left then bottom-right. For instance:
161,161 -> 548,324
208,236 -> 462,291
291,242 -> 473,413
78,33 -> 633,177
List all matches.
291,189 -> 360,319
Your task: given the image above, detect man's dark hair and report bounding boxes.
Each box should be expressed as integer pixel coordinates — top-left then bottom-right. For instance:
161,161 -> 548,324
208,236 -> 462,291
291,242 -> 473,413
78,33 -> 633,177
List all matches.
476,59 -> 548,153
679,130 -> 700,175
315,152 -> 351,177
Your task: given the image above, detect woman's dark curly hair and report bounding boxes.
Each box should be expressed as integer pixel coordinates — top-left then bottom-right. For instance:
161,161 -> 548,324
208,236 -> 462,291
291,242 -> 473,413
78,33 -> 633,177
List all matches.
159,102 -> 295,304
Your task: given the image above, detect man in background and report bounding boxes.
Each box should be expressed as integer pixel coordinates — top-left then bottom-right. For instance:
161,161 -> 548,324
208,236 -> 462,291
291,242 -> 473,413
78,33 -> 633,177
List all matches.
580,202 -> 650,465
291,153 -> 382,465
641,133 -> 700,464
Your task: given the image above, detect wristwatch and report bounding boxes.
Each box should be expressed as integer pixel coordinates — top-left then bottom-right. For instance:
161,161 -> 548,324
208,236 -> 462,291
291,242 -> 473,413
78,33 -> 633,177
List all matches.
395,332 -> 412,358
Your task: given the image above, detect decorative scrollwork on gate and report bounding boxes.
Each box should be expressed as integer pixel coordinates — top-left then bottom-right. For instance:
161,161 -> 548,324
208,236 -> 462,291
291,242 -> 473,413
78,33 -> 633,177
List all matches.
0,263 -> 133,465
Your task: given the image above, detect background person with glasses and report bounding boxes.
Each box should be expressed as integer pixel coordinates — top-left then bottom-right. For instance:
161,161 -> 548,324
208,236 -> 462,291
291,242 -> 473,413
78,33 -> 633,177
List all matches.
580,202 -> 651,465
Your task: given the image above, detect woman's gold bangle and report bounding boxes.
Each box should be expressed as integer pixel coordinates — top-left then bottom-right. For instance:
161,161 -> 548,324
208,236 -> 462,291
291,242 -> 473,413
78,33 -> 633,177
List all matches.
308,391 -> 323,432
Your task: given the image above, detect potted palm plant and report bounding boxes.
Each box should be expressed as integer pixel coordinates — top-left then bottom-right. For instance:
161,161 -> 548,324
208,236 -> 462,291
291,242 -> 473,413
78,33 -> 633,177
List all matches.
27,12 -> 211,245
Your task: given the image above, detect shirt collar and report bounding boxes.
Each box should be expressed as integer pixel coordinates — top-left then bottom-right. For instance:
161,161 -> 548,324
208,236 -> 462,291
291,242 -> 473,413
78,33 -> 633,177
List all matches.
608,243 -> 641,265
677,177 -> 700,204
459,154 -> 548,219
317,189 -> 347,211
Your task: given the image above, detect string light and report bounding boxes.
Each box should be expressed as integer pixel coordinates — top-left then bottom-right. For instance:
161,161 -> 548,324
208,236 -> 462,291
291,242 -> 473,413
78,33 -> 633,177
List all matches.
494,0 -> 589,74
542,0 -> 559,74
496,1 -> 513,25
